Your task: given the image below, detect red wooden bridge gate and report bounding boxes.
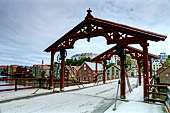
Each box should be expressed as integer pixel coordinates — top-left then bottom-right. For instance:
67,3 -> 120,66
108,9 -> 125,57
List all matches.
44,9 -> 166,101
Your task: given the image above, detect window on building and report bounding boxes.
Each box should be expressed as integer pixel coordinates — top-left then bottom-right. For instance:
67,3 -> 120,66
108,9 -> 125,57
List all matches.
84,64 -> 86,70
89,70 -> 91,73
84,77 -> 86,81
116,70 -> 119,75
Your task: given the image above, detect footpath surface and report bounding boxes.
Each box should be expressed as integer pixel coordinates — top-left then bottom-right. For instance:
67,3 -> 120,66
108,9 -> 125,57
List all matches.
0,79 -> 118,103
104,85 -> 166,113
0,78 -> 166,113
0,78 -> 137,113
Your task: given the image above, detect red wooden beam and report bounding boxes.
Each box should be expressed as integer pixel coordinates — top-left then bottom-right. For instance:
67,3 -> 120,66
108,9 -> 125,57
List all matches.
146,84 -> 168,88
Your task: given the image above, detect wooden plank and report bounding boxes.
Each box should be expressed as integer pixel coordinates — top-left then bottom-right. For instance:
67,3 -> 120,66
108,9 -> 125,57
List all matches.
147,99 -> 165,103
146,84 -> 168,88
148,91 -> 167,96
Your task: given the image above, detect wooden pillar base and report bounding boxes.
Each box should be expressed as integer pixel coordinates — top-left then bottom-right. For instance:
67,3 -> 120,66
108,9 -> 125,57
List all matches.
120,95 -> 126,99
60,88 -> 64,92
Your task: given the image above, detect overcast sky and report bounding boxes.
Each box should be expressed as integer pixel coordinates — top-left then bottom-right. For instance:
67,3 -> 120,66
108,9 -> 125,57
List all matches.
0,0 -> 170,66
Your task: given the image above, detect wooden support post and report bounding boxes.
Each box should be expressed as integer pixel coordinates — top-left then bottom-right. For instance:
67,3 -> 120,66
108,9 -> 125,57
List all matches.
142,41 -> 149,101
103,61 -> 106,84
60,49 -> 66,91
149,57 -> 153,79
120,56 -> 126,99
39,78 -> 42,88
137,60 -> 141,86
50,51 -> 55,89
95,61 -> 98,82
15,78 -> 18,91
117,43 -> 126,99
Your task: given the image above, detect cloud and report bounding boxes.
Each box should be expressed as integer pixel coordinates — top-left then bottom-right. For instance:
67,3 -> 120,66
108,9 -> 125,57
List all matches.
0,0 -> 169,65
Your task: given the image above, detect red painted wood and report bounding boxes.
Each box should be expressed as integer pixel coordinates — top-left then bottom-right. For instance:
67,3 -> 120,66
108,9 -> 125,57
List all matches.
148,91 -> 167,96
120,57 -> 126,99
103,61 -> 106,84
146,84 -> 168,88
142,41 -> 149,101
50,51 -> 55,88
137,60 -> 141,86
149,58 -> 153,79
95,61 -> 98,82
44,10 -> 166,101
60,49 -> 66,91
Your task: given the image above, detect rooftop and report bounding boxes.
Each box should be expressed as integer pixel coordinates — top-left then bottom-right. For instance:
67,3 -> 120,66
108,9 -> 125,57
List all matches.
85,61 -> 103,71
45,9 -> 166,52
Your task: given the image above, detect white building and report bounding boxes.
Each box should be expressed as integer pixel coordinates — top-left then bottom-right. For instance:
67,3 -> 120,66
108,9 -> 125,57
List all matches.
160,52 -> 168,62
152,59 -> 162,75
114,55 -> 120,65
129,59 -> 138,77
71,53 -> 97,60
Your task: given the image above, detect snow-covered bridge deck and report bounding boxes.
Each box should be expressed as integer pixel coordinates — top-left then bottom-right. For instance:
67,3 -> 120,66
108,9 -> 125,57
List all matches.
0,78 -> 166,113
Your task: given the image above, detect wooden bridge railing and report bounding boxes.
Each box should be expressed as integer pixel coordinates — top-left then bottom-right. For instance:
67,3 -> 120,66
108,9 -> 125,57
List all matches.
0,78 -> 50,92
146,84 -> 170,113
0,77 -> 102,92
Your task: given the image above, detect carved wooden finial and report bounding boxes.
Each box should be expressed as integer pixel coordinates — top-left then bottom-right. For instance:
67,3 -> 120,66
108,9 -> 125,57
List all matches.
86,8 -> 93,19
87,8 -> 92,14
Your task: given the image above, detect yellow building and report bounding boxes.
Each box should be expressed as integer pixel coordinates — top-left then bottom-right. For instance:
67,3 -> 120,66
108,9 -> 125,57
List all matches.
158,66 -> 170,85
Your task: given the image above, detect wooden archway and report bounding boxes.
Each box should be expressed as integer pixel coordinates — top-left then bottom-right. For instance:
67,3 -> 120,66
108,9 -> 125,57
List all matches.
91,45 -> 160,99
44,9 -> 166,100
